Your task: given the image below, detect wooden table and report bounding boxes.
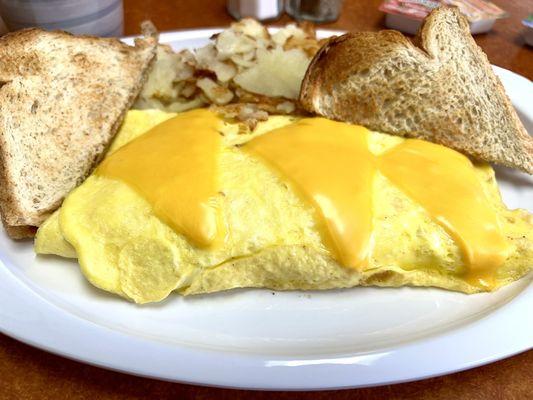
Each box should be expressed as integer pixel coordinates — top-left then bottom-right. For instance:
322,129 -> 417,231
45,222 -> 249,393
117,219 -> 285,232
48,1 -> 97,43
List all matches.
1,0 -> 532,398
125,0 -> 533,80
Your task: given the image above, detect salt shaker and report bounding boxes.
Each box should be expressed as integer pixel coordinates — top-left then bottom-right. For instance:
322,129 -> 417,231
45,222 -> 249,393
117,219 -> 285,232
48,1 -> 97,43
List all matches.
227,0 -> 284,21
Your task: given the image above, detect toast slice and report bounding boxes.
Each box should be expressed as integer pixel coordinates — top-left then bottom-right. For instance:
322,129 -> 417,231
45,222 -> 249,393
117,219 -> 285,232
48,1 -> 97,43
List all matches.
300,7 -> 533,173
0,23 -> 157,238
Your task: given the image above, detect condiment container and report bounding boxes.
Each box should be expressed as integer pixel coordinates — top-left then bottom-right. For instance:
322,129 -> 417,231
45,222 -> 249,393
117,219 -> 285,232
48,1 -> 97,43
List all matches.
379,0 -> 508,35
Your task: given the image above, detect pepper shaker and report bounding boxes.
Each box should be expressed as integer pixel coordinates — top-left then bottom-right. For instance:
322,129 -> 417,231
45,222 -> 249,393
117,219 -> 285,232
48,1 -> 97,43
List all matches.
286,0 -> 344,23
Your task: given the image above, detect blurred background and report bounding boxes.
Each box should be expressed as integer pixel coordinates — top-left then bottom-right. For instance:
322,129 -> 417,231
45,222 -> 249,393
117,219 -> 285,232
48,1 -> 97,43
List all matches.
0,0 -> 530,78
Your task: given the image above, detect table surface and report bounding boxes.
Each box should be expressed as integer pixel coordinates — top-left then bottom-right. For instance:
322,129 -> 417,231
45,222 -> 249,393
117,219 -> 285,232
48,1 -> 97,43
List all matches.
1,0 -> 532,399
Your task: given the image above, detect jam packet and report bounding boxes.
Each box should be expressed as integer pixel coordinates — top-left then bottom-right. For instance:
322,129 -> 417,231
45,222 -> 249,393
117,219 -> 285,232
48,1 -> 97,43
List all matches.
379,0 -> 508,34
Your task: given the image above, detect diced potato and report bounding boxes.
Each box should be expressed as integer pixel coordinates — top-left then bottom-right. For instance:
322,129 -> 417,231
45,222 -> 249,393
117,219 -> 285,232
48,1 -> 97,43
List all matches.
234,47 -> 310,99
135,19 -> 321,127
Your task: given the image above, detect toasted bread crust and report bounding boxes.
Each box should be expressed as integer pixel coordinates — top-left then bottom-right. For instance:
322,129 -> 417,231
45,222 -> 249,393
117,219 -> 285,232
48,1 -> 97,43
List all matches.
0,25 -> 158,238
300,7 -> 533,173
4,223 -> 37,240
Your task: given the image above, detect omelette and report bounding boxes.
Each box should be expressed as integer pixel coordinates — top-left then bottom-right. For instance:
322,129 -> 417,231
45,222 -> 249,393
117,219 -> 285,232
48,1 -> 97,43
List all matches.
35,109 -> 533,303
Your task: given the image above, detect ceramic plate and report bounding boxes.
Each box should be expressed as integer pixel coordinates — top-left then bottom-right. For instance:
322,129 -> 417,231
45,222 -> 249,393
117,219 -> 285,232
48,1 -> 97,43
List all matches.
0,29 -> 531,390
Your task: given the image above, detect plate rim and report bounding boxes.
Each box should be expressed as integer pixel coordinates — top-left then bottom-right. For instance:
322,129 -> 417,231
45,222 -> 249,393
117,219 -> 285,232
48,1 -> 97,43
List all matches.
0,27 -> 531,391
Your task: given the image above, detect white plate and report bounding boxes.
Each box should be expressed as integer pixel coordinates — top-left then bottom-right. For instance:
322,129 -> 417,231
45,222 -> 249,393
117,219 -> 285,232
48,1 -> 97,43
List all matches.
0,29 -> 531,391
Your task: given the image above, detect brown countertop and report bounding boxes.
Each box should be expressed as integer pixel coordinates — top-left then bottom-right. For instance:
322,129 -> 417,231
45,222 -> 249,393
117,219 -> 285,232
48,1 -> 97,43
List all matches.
1,0 -> 532,398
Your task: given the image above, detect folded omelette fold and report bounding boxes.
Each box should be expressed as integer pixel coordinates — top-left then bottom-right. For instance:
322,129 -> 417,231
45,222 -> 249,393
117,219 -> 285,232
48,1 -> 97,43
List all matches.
35,110 -> 533,303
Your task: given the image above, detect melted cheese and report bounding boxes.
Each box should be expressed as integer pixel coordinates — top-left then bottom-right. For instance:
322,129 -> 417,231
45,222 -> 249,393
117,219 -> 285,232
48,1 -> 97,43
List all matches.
97,111 -> 510,288
244,118 -> 375,270
244,119 -> 510,287
97,109 -> 223,248
379,139 -> 511,288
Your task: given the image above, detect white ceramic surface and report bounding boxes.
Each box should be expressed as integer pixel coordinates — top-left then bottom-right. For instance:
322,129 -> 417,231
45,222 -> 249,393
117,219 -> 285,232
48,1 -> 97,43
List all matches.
0,29 -> 531,390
